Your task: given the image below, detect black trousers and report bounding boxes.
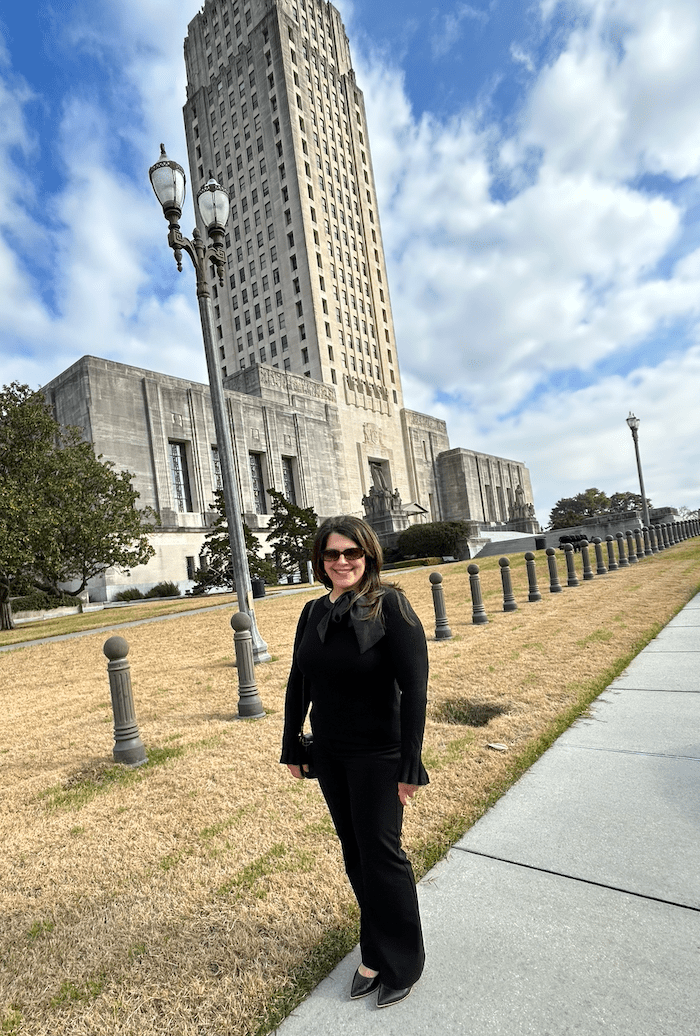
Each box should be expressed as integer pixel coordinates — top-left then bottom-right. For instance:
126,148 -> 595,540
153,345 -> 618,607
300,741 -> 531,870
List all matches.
313,737 -> 425,989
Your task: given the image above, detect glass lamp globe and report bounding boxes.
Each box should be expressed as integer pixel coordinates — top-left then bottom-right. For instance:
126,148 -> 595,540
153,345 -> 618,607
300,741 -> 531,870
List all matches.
149,145 -> 186,215
197,176 -> 230,229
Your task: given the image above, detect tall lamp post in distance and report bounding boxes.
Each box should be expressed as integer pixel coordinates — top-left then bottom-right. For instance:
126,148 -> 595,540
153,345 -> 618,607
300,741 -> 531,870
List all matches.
149,145 -> 270,663
626,412 -> 651,532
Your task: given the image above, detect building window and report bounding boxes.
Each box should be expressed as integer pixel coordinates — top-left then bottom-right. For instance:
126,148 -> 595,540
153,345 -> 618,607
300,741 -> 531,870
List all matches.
211,445 -> 223,491
250,452 -> 267,513
281,456 -> 297,505
168,441 -> 193,513
301,347 -> 309,364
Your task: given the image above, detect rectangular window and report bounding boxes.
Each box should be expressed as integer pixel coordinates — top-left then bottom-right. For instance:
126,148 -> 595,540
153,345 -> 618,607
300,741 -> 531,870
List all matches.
168,442 -> 193,513
250,452 -> 267,513
211,445 -> 223,491
281,456 -> 297,505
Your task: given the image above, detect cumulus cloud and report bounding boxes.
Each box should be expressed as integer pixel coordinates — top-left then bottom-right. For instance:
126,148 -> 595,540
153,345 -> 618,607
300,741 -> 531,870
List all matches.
354,0 -> 700,518
0,0 -> 206,391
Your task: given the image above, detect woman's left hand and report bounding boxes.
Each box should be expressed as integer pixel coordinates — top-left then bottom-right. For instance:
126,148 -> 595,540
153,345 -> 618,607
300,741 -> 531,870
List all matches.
398,782 -> 418,806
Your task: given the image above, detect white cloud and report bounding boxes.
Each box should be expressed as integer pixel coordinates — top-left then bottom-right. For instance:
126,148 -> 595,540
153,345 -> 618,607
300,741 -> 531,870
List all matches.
431,3 -> 489,60
0,0 -> 205,391
353,0 -> 700,521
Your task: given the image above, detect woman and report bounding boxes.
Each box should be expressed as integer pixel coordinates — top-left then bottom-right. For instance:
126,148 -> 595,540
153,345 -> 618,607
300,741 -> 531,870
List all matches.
280,515 -> 429,1009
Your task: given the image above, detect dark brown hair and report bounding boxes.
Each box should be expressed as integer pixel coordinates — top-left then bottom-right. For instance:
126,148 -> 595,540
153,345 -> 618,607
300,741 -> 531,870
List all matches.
312,515 -> 414,623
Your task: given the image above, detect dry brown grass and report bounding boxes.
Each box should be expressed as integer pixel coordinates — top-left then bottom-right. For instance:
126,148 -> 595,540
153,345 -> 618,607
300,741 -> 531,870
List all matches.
2,543 -> 700,1036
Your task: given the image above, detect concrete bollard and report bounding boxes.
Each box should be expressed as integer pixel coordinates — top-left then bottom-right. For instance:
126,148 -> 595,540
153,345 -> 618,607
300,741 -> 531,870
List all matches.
625,530 -> 638,563
546,547 -> 563,593
580,540 -> 595,580
230,612 -> 265,718
563,543 -> 579,587
467,564 -> 489,624
642,526 -> 652,557
103,637 -> 147,767
524,551 -> 542,602
656,524 -> 666,551
499,557 -> 518,612
647,525 -> 658,554
634,528 -> 645,559
429,571 -> 453,639
592,537 -> 607,575
616,532 -> 629,567
605,535 -> 618,571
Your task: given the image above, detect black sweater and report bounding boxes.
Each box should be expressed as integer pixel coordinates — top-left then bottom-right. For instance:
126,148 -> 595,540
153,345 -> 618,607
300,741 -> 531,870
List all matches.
280,588 -> 429,785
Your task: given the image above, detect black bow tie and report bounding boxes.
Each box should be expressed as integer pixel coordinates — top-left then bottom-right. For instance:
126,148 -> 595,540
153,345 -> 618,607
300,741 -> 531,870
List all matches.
316,592 -> 386,654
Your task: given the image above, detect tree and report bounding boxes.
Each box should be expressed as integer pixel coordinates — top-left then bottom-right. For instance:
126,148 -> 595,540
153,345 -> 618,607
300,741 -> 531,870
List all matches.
265,489 -> 318,582
0,383 -> 157,630
191,489 -> 276,593
548,487 -> 652,530
396,520 -> 472,560
608,491 -> 648,514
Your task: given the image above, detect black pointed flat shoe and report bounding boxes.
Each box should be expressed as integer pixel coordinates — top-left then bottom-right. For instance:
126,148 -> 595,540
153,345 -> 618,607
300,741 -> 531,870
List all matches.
377,983 -> 412,1008
350,968 -> 380,1000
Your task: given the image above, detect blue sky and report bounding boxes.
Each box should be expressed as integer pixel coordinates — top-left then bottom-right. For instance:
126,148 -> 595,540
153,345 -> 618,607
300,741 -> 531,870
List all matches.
2,0 -> 700,524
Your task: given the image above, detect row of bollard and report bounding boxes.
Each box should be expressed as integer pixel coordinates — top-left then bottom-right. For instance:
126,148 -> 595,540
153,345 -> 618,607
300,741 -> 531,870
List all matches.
102,613 -> 266,767
429,519 -> 700,635
103,516 -> 699,763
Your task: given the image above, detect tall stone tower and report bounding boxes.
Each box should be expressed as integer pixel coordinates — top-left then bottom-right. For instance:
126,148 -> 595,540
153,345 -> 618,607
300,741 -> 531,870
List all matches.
182,0 -> 420,515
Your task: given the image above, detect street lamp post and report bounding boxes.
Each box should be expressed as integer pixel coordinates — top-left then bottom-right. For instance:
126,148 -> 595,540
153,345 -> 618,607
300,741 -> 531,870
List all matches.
149,145 -> 270,662
626,412 -> 651,533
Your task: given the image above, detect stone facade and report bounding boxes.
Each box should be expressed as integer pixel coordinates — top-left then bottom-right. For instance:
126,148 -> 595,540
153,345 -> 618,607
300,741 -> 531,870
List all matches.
438,448 -> 538,532
182,0 -> 411,512
42,355 -> 538,599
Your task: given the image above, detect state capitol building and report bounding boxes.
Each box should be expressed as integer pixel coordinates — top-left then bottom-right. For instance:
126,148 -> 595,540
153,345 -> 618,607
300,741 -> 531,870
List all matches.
43,0 -> 538,600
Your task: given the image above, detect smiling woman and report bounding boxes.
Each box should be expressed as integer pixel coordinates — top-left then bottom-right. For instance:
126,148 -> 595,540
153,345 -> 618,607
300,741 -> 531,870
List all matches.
281,514 -> 429,1008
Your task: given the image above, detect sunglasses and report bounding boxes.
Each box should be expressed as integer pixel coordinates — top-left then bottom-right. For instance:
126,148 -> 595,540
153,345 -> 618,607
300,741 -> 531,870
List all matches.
321,547 -> 366,562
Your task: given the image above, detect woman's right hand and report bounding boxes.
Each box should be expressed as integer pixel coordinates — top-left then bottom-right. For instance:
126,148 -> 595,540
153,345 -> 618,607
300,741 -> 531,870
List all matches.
286,763 -> 308,779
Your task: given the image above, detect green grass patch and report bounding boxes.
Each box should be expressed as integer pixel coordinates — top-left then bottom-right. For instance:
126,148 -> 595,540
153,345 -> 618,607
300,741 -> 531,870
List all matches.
37,744 -> 186,811
217,843 -> 288,898
0,1009 -> 22,1035
422,733 -> 475,771
577,628 -> 615,646
49,973 -> 107,1009
26,919 -> 55,941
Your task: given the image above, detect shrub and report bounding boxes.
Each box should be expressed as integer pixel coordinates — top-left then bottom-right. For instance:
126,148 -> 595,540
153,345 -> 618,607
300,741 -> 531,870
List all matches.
396,521 -> 473,560
384,557 -> 443,571
11,590 -> 76,612
144,581 -> 181,598
114,588 -> 145,601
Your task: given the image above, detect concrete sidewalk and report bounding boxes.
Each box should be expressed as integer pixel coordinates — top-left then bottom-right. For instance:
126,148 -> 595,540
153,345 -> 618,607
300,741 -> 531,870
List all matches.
272,595 -> 700,1035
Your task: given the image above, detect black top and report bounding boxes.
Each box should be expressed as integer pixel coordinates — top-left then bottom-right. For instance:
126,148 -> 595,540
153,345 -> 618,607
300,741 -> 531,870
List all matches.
280,588 -> 429,785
